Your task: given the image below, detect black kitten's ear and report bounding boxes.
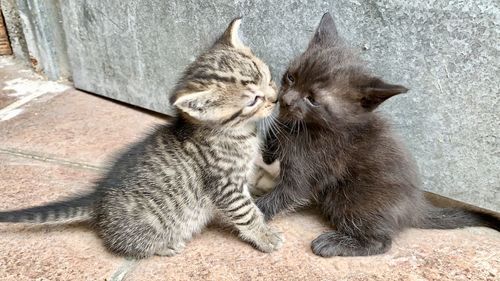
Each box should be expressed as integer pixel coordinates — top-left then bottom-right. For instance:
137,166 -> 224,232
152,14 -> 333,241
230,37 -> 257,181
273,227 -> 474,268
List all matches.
309,12 -> 340,48
218,17 -> 246,49
360,78 -> 409,110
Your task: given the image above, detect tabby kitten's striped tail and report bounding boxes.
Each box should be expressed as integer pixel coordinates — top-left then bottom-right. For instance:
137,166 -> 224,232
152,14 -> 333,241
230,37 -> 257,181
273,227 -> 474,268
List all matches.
0,192 -> 97,223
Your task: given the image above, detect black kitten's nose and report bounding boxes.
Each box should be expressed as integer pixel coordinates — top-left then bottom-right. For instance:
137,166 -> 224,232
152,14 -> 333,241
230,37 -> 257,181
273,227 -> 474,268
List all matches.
281,90 -> 299,107
280,96 -> 288,106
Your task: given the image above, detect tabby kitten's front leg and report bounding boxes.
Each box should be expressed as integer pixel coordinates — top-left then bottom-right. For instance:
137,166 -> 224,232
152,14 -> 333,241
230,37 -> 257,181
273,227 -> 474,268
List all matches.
215,181 -> 283,252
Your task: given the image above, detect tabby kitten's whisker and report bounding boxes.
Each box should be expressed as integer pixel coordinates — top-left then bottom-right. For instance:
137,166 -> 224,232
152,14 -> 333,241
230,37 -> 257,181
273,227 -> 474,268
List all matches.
0,18 -> 283,258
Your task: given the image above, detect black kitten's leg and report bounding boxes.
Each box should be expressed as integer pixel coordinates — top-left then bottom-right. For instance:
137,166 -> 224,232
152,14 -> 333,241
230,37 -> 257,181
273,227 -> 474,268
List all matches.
311,231 -> 392,257
255,177 -> 312,221
261,130 -> 279,165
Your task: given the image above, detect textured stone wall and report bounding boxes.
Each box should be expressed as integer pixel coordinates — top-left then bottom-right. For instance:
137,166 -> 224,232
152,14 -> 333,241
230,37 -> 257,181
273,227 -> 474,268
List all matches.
0,10 -> 13,55
8,1 -> 500,211
17,0 -> 70,79
2,0 -> 70,79
1,0 -> 29,63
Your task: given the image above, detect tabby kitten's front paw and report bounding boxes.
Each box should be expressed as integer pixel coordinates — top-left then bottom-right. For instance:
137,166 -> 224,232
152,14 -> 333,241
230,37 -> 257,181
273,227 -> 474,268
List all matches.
252,227 -> 284,253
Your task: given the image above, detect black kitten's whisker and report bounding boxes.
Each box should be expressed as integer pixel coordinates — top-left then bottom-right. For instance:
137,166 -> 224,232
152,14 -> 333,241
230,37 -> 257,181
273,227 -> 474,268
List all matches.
256,12 -> 499,259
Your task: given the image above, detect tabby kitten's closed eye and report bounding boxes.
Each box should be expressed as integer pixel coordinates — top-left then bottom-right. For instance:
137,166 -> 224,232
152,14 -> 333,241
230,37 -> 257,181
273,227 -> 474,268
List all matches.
0,18 -> 283,258
257,13 -> 499,257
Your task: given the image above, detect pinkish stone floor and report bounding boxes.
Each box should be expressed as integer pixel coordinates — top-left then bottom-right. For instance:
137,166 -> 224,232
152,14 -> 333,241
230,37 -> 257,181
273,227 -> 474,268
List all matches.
0,56 -> 499,281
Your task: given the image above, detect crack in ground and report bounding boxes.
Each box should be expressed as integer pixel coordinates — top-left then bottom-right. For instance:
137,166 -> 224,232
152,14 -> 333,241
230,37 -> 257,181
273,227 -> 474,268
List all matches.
0,147 -> 106,171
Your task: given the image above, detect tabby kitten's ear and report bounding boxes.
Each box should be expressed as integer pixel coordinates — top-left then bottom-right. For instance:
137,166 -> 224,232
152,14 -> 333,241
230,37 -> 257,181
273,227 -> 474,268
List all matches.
218,17 -> 246,49
360,78 -> 409,110
173,90 -> 219,121
309,12 -> 341,48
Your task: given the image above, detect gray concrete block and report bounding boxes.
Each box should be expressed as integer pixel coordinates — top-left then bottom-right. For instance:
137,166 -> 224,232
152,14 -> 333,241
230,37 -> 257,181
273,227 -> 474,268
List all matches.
1,0 -> 30,64
7,0 -> 71,80
58,0 -> 499,211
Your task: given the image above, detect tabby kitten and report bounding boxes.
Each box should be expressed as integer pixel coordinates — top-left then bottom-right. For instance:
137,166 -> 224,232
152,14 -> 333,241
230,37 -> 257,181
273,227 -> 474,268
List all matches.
256,13 -> 499,257
0,18 -> 283,258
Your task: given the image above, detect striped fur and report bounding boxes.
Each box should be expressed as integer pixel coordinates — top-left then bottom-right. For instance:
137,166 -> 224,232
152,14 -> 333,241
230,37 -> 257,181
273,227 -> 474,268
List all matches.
0,18 -> 282,258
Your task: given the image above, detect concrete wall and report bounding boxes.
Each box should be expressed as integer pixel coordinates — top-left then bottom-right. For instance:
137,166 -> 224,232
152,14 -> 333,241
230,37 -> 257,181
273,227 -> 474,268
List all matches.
1,0 -> 70,80
4,1 -> 500,211
1,0 -> 30,64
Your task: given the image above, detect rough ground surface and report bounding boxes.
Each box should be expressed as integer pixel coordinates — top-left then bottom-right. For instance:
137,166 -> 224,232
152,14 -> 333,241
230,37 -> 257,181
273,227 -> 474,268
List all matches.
0,57 -> 498,280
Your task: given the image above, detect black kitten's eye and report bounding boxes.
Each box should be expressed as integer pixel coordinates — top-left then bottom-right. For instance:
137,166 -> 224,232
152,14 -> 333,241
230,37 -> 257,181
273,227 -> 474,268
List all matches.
286,72 -> 295,84
305,96 -> 319,107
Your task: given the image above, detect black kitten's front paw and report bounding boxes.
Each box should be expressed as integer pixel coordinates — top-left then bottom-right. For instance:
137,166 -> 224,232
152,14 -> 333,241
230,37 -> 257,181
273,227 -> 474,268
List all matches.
311,231 -> 392,257
311,232 -> 344,257
255,198 -> 273,222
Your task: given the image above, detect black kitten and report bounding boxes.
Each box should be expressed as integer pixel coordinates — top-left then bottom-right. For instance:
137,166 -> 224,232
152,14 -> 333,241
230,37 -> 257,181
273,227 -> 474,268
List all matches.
256,13 -> 499,257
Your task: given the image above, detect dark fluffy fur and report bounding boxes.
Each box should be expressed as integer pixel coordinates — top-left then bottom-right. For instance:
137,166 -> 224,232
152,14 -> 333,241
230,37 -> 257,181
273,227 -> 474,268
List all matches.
256,13 -> 499,257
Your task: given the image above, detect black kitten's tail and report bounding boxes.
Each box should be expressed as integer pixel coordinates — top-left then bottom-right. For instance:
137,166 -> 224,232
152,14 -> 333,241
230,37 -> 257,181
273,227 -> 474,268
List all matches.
417,207 -> 500,231
0,192 -> 97,223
